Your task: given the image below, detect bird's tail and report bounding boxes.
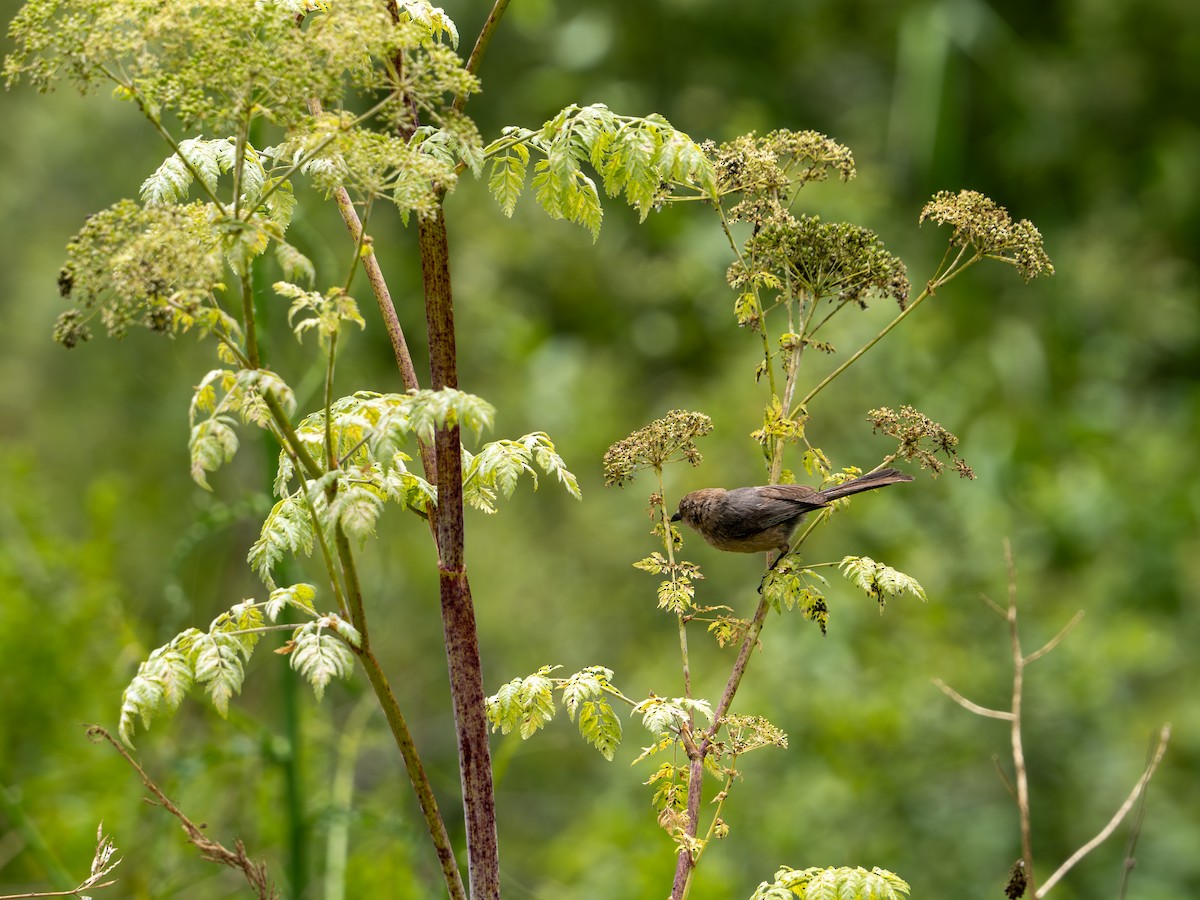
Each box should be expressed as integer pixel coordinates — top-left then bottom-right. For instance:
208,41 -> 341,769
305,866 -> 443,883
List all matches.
815,467 -> 913,502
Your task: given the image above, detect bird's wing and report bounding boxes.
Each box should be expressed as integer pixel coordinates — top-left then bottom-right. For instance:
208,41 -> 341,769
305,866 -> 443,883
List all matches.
716,485 -> 827,535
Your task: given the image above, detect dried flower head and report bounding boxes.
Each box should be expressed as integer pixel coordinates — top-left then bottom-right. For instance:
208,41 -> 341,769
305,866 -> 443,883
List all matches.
731,215 -> 910,310
920,190 -> 1054,281
603,410 -> 713,487
868,405 -> 975,479
712,130 -> 855,200
56,200 -> 224,344
721,714 -> 789,755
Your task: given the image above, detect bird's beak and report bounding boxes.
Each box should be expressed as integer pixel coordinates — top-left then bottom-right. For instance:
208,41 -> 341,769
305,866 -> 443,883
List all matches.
669,511 -> 682,522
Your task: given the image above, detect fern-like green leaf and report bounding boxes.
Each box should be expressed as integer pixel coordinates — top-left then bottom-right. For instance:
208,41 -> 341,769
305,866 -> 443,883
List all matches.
839,556 -> 927,608
576,698 -> 622,761
382,463 -> 437,514
188,415 -> 239,490
632,553 -> 669,575
289,623 -> 354,700
656,577 -> 695,613
210,601 -> 264,657
276,281 -> 364,348
265,582 -> 317,621
600,122 -> 658,220
405,387 -> 496,443
528,432 -> 582,498
140,149 -> 197,206
274,237 -> 314,285
249,496 -> 315,585
487,143 -> 529,217
485,666 -> 559,739
240,368 -> 296,426
329,482 -> 384,542
634,696 -> 711,735
190,631 -> 247,717
117,635 -> 199,746
395,0 -> 460,47
752,866 -> 910,900
559,665 -> 613,719
462,432 -> 581,512
261,177 -> 298,230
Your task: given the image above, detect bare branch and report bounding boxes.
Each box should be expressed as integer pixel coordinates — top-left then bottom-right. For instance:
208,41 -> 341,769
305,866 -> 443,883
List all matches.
979,591 -> 1007,618
86,726 -> 277,899
1036,724 -> 1172,897
933,678 -> 1014,720
991,753 -> 1017,799
0,822 -> 120,899
1025,610 -> 1085,664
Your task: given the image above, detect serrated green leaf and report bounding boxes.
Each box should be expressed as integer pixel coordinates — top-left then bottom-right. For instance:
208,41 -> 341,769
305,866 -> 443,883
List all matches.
839,556 -> 927,607
576,698 -> 622,761
190,632 -> 246,717
188,415 -> 239,490
265,582 -> 317,621
290,624 -> 354,700
117,637 -> 198,746
274,238 -> 314,285
249,496 -> 315,585
487,144 -> 529,217
485,666 -> 560,739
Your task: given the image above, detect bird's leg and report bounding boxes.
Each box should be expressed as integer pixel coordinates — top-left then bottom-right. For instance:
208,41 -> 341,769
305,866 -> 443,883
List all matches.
757,544 -> 791,593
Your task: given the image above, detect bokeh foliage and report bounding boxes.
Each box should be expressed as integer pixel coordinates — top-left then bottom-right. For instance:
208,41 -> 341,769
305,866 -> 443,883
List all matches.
1,1 -> 1198,898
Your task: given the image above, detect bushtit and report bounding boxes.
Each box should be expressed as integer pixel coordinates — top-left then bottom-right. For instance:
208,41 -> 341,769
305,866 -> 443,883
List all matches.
671,468 -> 913,566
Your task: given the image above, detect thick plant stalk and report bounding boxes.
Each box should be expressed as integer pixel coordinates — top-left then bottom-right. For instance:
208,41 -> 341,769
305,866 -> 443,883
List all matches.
419,207 -> 500,900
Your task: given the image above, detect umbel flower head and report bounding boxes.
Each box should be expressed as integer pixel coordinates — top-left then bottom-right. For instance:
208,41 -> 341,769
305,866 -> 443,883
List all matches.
920,190 -> 1054,281
603,410 -> 713,487
732,215 -> 910,311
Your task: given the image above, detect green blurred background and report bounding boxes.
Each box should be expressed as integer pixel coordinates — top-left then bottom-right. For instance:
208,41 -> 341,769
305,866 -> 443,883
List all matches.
1,0 -> 1197,897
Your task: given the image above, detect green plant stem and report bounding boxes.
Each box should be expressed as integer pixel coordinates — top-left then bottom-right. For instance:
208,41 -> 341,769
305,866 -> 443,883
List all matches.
349,650 -> 467,900
768,297 -> 809,485
288,448 -> 350,617
323,693 -> 377,900
453,0 -> 512,111
794,250 -> 978,413
334,523 -> 368,645
324,329 -> 338,468
657,469 -> 693,698
676,609 -> 693,699
261,389 -> 322,480
419,206 -> 501,900
696,769 -> 735,854
341,195 -> 373,295
240,273 -> 261,369
671,591 -> 772,900
279,626 -> 307,900
231,106 -> 250,215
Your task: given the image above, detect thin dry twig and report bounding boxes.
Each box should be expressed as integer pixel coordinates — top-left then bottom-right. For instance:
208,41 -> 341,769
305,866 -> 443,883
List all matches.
86,726 -> 277,900
1117,730 -> 1158,900
933,678 -> 1013,720
1036,724 -> 1172,897
939,543 -> 1171,898
0,823 -> 120,899
1025,610 -> 1085,665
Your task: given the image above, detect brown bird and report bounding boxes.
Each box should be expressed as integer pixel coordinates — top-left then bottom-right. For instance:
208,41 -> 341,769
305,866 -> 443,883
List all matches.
671,468 -> 913,566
